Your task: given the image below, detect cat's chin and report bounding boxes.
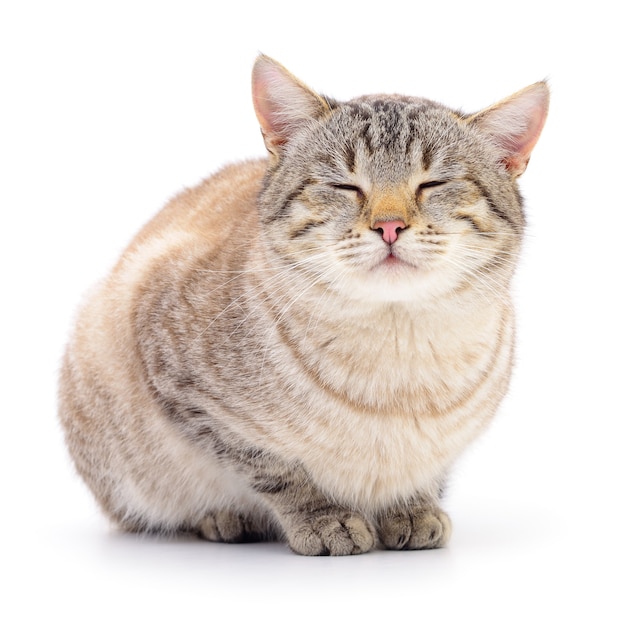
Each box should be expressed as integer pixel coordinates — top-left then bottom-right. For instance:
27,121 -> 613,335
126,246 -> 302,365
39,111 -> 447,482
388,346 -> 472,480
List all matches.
342,265 -> 448,305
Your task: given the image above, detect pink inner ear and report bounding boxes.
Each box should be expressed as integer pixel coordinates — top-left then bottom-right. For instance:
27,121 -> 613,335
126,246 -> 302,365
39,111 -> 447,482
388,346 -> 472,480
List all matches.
252,68 -> 280,139
474,82 -> 549,176
252,58 -> 311,147
506,97 -> 548,174
252,60 -> 303,149
251,55 -> 329,153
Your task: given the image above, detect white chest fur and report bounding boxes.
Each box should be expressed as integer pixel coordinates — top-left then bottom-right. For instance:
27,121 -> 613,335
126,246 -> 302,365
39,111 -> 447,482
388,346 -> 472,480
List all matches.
251,297 -> 514,510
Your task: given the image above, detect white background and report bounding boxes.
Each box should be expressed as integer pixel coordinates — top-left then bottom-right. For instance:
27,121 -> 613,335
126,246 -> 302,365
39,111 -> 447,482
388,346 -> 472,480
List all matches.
2,1 -> 616,624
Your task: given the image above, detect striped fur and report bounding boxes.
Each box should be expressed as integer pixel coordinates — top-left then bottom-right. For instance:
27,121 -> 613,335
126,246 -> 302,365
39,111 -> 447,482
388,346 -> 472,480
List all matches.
58,56 -> 548,555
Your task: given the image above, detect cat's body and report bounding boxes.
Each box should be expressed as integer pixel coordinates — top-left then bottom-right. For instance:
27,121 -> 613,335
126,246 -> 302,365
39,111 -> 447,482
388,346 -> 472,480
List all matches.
59,56 -> 548,555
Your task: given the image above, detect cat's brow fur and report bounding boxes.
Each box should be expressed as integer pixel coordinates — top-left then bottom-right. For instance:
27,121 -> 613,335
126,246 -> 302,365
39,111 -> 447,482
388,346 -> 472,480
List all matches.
58,55 -> 548,555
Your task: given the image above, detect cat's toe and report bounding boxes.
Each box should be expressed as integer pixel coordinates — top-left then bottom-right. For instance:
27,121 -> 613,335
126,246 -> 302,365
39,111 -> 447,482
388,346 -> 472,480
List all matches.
379,507 -> 451,550
198,511 -> 262,543
407,509 -> 451,549
286,511 -> 376,556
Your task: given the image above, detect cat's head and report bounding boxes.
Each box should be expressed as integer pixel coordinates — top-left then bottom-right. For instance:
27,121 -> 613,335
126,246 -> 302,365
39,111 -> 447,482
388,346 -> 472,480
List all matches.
252,55 -> 548,305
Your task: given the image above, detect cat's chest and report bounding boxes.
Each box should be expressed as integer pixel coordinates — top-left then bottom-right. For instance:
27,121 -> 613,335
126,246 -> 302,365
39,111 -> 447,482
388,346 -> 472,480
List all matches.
279,303 -> 501,415
274,369 -> 498,508
270,307 -> 511,507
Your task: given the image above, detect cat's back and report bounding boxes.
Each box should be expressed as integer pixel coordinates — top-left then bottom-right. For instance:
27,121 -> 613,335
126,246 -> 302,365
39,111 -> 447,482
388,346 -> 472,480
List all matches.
70,157 -> 268,361
62,158 -> 267,407
82,157 -> 268,342
124,158 -> 267,263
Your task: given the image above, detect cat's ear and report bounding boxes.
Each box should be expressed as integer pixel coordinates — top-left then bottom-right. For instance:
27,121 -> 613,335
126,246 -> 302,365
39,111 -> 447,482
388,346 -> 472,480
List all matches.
469,82 -> 549,177
252,55 -> 331,157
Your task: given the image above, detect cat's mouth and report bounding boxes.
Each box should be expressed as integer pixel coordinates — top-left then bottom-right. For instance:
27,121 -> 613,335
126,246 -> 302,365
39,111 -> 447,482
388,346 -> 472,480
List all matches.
378,251 -> 417,270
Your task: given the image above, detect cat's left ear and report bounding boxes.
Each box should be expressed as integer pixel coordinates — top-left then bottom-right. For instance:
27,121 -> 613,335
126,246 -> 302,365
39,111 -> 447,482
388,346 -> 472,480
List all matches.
469,82 -> 549,177
252,54 -> 331,158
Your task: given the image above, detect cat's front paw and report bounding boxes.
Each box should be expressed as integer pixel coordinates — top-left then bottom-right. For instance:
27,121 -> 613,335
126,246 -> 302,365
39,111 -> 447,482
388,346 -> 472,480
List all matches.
285,510 -> 376,556
378,506 -> 451,550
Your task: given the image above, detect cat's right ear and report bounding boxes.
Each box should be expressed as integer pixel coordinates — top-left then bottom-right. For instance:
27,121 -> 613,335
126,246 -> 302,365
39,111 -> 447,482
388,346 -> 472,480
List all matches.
252,55 -> 331,159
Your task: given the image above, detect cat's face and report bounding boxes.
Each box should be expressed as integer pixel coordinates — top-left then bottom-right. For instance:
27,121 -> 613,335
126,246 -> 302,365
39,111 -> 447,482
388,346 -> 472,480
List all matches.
253,57 -> 548,305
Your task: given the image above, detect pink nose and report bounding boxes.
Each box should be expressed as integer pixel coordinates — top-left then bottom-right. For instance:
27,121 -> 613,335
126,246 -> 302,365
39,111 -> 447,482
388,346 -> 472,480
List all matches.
373,220 -> 406,244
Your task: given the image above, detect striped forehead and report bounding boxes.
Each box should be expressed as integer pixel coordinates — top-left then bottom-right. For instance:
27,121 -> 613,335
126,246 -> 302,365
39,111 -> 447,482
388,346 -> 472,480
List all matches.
330,97 -> 455,176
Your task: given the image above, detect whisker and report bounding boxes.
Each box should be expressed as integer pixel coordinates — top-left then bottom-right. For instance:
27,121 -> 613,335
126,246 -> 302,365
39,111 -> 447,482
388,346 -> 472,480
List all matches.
302,265 -> 352,343
191,248 -> 336,343
445,256 -> 512,306
257,265 -> 344,384
188,222 -> 521,354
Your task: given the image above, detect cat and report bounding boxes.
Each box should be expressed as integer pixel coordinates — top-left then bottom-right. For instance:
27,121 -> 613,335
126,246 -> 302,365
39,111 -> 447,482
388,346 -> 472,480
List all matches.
58,54 -> 548,556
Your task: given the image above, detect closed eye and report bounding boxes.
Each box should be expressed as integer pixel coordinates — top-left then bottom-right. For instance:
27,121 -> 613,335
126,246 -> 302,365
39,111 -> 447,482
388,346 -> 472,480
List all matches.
418,181 -> 446,191
332,183 -> 362,193
416,180 -> 446,202
331,183 -> 365,200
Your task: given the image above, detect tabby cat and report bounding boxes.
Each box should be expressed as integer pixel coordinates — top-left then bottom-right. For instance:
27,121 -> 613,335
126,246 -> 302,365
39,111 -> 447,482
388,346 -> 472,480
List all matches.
58,55 -> 548,555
